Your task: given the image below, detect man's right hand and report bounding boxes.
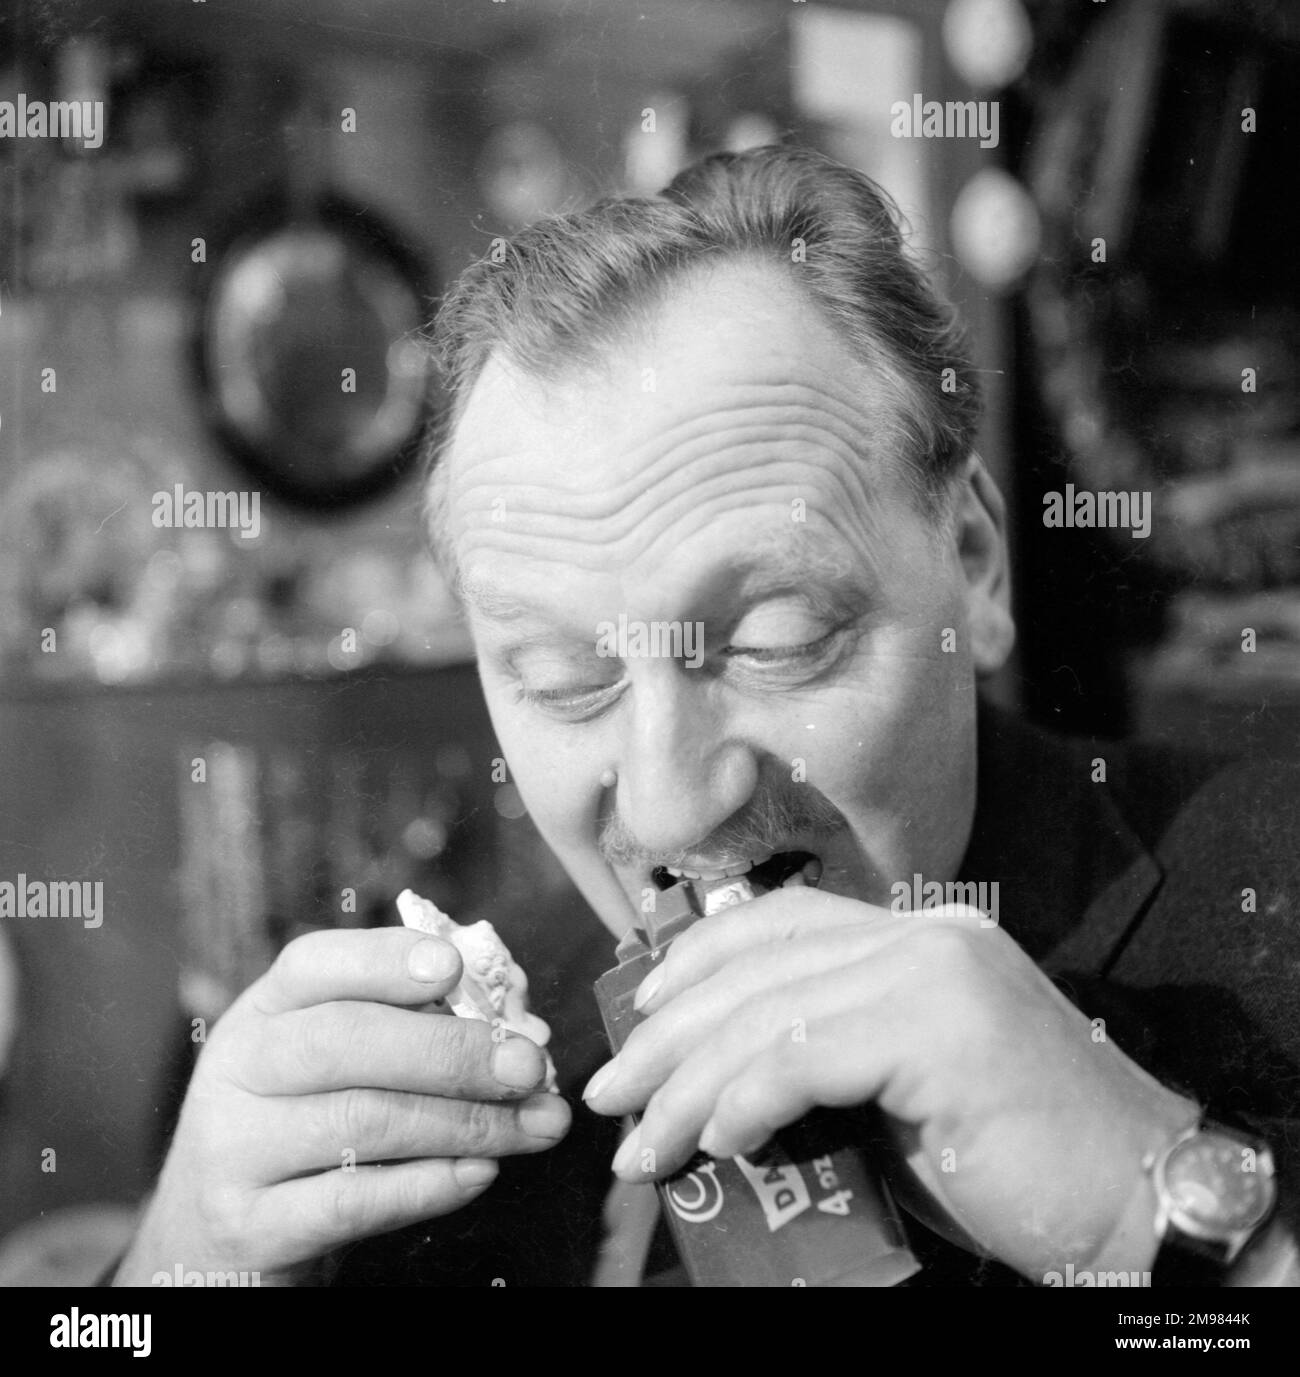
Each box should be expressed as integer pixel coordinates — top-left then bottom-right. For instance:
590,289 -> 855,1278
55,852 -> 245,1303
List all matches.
113,926 -> 571,1285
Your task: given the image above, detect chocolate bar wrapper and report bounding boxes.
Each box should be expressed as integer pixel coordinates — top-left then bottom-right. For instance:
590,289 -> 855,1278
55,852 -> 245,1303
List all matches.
595,916 -> 919,1287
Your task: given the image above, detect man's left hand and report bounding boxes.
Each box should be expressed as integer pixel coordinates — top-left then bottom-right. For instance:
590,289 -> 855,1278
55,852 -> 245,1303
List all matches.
582,887 -> 1197,1281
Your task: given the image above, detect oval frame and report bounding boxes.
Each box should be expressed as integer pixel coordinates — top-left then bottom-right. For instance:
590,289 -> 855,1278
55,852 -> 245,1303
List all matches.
191,190 -> 439,512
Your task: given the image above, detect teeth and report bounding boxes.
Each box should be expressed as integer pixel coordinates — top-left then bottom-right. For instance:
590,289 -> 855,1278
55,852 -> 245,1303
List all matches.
663,856 -> 768,882
788,856 -> 824,888
661,853 -> 823,891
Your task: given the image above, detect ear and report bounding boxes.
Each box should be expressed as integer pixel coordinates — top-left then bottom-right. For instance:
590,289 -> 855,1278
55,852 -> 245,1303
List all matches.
952,454 -> 1016,676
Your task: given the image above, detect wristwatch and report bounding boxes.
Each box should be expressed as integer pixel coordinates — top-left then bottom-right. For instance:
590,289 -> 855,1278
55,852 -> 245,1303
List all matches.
1146,1120 -> 1277,1285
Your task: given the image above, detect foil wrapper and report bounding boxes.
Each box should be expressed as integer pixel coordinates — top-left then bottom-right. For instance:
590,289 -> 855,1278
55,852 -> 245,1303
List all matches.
396,888 -> 558,1093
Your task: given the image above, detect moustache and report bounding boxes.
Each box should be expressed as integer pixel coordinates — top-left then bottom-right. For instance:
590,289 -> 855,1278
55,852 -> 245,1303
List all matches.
598,784 -> 843,870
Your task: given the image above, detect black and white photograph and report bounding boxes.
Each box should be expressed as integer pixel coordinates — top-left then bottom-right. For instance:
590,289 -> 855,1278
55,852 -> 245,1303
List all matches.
0,0 -> 1296,1341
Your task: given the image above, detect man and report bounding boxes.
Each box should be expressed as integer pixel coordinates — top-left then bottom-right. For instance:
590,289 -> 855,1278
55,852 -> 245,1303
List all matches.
114,145 -> 1299,1286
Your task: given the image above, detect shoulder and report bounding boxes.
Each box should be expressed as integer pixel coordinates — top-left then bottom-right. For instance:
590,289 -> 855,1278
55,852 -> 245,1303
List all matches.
1110,744 -> 1300,876
1110,745 -> 1300,985
1105,735 -> 1296,843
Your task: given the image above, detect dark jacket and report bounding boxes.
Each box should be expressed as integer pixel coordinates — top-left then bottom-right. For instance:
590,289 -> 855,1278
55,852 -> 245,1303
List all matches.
329,705 -> 1300,1285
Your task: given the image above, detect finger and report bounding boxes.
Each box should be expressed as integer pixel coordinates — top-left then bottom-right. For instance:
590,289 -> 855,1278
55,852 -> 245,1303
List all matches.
698,1011 -> 890,1160
694,932 -> 1060,1166
623,922 -> 1009,1179
633,888 -> 894,1014
271,1087 -> 572,1175
254,1156 -> 505,1260
251,926 -> 464,1016
233,1002 -> 550,1100
618,954 -> 908,1180
594,907 -> 994,1111
588,922 -> 892,1114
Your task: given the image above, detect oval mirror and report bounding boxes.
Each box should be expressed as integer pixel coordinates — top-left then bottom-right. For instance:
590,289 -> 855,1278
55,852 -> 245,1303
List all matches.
193,195 -> 436,509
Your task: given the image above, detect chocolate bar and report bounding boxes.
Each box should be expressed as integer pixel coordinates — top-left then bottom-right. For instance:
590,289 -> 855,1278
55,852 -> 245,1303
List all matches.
594,874 -> 920,1287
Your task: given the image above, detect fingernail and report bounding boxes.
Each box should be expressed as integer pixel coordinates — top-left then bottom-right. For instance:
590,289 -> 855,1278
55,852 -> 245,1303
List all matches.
612,1125 -> 643,1176
453,1157 -> 498,1190
493,1037 -> 543,1090
633,970 -> 663,1011
408,938 -> 459,983
697,1120 -> 721,1158
518,1093 -> 570,1141
582,1058 -> 620,1102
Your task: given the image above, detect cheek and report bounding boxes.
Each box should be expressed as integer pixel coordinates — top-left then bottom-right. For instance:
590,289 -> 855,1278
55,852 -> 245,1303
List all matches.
781,611 -> 971,805
479,681 -> 599,846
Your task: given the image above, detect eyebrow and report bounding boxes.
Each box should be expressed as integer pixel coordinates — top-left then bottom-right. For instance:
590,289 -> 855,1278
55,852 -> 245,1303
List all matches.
733,531 -> 858,597
459,530 -> 865,630
456,574 -> 541,623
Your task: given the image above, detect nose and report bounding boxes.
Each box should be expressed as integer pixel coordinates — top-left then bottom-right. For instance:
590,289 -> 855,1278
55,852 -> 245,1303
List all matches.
612,665 -> 758,861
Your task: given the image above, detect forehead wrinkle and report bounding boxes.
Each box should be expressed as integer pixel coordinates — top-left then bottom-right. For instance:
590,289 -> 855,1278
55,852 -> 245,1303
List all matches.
455,440 -> 873,547
624,457 -> 896,582
449,372 -> 900,518
451,408 -> 899,574
454,457 -> 885,580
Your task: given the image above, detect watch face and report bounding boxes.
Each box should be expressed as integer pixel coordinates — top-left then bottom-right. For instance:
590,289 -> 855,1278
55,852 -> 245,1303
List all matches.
1165,1133 -> 1274,1233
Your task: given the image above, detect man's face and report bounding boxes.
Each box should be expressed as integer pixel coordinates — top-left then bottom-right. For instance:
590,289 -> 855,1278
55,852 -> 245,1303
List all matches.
443,260 -> 1012,937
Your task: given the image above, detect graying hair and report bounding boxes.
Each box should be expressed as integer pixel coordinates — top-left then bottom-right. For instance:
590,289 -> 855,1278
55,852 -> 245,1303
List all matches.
422,143 -> 981,581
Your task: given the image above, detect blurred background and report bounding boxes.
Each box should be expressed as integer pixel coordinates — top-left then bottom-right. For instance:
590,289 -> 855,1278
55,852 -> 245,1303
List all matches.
0,0 -> 1296,1281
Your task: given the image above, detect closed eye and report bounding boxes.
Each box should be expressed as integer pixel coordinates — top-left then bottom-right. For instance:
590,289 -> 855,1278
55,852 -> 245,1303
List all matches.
511,678 -> 625,721
722,628 -> 841,664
